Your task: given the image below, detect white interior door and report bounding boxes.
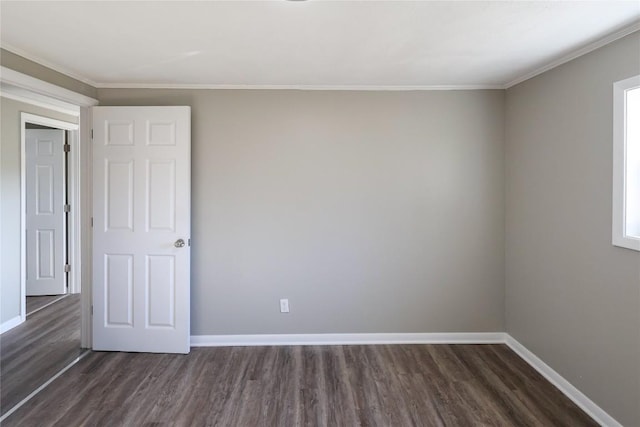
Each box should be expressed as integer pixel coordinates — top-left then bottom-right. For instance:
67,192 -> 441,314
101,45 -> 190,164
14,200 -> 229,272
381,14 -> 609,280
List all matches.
26,128 -> 67,296
92,106 -> 191,354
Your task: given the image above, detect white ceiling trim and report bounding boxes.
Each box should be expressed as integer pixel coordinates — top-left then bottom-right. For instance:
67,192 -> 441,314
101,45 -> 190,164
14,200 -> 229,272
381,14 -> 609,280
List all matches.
504,22 -> 640,89
0,87 -> 80,116
2,23 -> 639,92
94,83 -> 505,91
1,42 -> 100,87
0,66 -> 98,107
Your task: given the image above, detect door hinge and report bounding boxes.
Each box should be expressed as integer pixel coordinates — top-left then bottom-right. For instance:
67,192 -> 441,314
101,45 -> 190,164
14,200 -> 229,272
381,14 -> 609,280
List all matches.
64,264 -> 71,273
91,217 -> 93,227
64,143 -> 71,153
91,129 -> 94,140
91,305 -> 94,315
188,238 -> 191,247
64,204 -> 71,213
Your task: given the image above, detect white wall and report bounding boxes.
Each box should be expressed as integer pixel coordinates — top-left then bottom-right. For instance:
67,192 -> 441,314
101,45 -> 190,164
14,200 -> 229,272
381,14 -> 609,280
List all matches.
97,89 -> 506,335
505,32 -> 640,426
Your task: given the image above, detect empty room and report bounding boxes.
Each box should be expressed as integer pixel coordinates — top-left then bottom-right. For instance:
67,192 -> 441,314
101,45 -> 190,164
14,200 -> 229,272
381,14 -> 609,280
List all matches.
0,1 -> 639,426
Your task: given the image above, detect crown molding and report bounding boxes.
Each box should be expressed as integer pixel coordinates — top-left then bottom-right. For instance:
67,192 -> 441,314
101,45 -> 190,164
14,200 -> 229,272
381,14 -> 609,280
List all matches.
0,66 -> 98,107
0,88 -> 80,116
504,22 -> 640,89
1,43 -> 99,87
3,22 -> 638,92
94,83 -> 505,91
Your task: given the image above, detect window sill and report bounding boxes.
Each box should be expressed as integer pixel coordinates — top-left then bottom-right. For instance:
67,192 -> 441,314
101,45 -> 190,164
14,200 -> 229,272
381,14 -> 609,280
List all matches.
612,234 -> 640,252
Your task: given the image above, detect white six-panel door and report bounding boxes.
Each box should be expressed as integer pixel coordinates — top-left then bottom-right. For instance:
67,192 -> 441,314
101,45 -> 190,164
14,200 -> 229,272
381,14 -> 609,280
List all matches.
25,128 -> 67,296
92,106 -> 191,354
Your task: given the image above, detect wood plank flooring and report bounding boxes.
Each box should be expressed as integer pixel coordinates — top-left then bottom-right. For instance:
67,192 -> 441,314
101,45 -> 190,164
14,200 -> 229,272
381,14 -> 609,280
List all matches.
0,294 -> 81,415
3,344 -> 597,426
26,295 -> 67,316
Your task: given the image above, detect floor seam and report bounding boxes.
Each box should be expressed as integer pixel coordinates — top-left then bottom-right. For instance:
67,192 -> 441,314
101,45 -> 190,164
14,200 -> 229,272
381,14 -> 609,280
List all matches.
26,294 -> 70,317
0,349 -> 90,423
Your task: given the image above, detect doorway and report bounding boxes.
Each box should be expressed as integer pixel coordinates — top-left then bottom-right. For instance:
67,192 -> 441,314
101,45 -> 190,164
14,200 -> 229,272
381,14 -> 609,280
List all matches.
24,124 -> 68,297
0,113 -> 84,418
20,114 -> 80,314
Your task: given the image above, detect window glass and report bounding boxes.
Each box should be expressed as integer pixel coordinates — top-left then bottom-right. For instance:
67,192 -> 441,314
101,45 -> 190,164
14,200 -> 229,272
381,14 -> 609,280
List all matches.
625,87 -> 639,238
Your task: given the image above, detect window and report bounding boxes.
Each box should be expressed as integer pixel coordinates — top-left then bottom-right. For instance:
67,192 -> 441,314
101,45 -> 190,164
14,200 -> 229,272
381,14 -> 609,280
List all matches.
613,75 -> 640,251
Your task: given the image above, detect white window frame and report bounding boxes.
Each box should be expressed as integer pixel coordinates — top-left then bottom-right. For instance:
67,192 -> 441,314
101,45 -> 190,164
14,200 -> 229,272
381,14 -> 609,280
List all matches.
612,75 -> 640,251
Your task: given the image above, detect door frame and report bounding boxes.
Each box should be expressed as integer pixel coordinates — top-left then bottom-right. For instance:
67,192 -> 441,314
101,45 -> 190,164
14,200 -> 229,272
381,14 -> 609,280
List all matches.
2,66 -> 98,347
20,114 -> 79,310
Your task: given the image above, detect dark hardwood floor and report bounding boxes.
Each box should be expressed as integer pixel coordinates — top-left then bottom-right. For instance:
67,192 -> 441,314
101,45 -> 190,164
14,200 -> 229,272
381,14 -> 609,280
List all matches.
26,295 -> 68,316
0,294 -> 81,415
3,344 -> 597,426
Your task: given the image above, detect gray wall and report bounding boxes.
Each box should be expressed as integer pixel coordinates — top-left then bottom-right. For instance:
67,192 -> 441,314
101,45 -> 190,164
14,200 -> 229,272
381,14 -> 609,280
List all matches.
1,49 -> 98,99
0,97 -> 78,324
97,89 -> 506,335
505,32 -> 640,427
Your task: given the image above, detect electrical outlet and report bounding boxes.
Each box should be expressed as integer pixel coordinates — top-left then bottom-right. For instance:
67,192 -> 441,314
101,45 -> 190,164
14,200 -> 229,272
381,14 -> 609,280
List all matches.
280,298 -> 290,313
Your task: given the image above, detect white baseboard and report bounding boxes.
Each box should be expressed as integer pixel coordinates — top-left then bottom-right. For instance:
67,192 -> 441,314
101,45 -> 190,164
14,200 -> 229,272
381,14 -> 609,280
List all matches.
0,315 -> 23,334
504,335 -> 622,427
191,332 -> 507,347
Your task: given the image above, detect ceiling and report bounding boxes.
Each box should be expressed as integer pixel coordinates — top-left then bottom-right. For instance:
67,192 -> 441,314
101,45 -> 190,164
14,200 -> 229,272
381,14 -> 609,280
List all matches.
1,1 -> 639,89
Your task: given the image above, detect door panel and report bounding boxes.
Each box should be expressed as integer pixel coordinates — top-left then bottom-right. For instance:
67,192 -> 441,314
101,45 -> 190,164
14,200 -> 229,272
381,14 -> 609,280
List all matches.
92,106 -> 190,354
105,160 -> 134,231
105,253 -> 134,327
26,128 -> 66,296
147,160 -> 176,231
146,255 -> 175,328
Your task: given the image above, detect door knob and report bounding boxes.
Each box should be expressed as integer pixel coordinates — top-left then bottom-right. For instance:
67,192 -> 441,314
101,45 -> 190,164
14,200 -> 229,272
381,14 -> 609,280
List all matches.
174,239 -> 186,248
